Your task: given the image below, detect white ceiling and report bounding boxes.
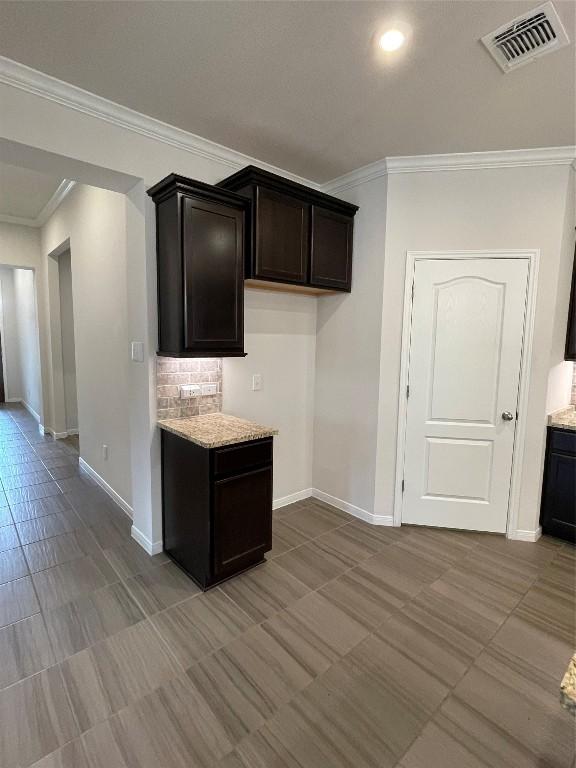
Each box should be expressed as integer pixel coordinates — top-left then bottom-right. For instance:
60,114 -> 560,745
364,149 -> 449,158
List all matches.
0,162 -> 63,220
0,1 -> 574,182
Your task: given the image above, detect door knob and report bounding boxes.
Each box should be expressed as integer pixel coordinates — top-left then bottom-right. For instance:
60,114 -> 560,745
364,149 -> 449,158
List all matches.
501,411 -> 514,421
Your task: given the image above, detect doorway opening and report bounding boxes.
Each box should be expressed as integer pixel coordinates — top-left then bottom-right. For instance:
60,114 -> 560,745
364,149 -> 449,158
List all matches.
0,265 -> 42,417
48,244 -> 79,445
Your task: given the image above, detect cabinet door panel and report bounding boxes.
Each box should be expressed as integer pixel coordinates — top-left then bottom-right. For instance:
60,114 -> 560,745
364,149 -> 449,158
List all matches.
541,449 -> 576,543
182,196 -> 244,354
213,466 -> 272,577
256,188 -> 308,283
310,206 -> 353,291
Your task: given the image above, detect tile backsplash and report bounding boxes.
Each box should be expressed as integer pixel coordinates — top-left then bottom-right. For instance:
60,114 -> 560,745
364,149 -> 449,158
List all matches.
157,358 -> 223,419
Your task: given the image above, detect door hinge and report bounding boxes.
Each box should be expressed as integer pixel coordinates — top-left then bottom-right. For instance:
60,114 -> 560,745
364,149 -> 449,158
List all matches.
411,282 -> 414,300
401,479 -> 405,494
406,384 -> 410,399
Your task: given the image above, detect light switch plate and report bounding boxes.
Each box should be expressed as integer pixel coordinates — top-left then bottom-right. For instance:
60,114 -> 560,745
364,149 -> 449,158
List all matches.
180,384 -> 201,399
201,383 -> 218,396
131,341 -> 144,362
252,373 -> 262,391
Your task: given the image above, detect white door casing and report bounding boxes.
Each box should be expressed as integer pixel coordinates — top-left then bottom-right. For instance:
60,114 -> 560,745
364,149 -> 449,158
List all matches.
399,254 -> 531,533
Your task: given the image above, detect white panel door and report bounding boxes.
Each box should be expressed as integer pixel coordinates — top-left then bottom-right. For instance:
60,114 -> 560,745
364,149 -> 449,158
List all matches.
402,258 -> 529,532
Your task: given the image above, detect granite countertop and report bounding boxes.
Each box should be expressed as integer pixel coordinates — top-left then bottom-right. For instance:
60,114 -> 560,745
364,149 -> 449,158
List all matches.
548,407 -> 576,432
561,654 -> 576,714
158,412 -> 278,449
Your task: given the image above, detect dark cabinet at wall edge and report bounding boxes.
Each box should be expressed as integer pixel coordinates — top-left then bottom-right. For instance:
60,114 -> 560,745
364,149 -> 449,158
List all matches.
564,236 -> 576,360
147,175 -> 250,357
218,166 -> 359,293
539,427 -> 576,543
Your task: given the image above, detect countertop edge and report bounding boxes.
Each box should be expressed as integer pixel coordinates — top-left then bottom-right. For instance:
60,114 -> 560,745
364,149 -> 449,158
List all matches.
157,416 -> 278,449
548,407 -> 576,433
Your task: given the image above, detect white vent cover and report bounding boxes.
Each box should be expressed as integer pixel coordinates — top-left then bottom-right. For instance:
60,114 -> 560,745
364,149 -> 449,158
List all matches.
481,2 -> 570,72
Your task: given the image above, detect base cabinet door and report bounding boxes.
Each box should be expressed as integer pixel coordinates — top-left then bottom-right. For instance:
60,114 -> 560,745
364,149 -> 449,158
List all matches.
540,428 -> 576,543
213,466 -> 273,578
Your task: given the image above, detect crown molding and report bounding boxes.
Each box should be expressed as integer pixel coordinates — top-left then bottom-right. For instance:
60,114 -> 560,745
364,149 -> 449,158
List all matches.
0,212 -> 37,228
0,56 -> 318,188
36,179 -> 75,225
1,57 -> 572,196
322,146 -> 576,193
321,159 -> 388,194
0,179 -> 75,228
385,147 -> 576,174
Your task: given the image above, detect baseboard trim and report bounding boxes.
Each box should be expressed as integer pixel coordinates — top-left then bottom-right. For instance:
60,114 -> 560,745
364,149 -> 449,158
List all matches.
5,398 -> 41,424
272,488 -> 314,510
21,400 -> 41,423
507,527 -> 542,542
51,428 -> 78,439
312,488 -> 395,526
78,457 -> 133,519
131,525 -> 163,556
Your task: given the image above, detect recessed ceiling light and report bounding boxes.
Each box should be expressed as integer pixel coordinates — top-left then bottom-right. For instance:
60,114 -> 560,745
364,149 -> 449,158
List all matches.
379,29 -> 406,52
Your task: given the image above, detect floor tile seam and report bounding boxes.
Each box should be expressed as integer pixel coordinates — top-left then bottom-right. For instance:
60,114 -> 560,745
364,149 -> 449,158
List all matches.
36,581 -> 149,666
278,516 -> 351,545
13,521 -> 88,549
9,613 -> 177,740
220,609 -> 448,768
174,589 -> 390,748
18,537 -> 112,579
269,517 -> 380,563
0,542 -> 31,583
103,551 -> 207,642
0,616 -> 59,696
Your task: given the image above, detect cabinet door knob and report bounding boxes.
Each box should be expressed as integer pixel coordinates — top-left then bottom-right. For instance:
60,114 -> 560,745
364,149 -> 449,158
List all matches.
501,411 -> 514,421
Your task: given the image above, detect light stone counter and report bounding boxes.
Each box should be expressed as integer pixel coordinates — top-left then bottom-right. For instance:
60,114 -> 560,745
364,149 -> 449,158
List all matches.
158,412 -> 278,449
561,654 -> 576,714
548,407 -> 576,432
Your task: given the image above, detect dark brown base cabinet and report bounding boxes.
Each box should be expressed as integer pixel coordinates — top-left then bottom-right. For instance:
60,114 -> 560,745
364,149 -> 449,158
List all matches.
161,431 -> 273,589
540,427 -> 576,543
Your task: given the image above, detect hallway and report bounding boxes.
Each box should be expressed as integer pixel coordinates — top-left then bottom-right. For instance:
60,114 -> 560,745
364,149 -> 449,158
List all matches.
0,404 -> 574,768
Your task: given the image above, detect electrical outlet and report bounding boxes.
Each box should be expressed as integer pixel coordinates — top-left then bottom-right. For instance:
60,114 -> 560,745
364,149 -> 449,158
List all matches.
252,373 -> 262,391
102,444 -> 109,460
201,383 -> 218,396
180,384 -> 201,399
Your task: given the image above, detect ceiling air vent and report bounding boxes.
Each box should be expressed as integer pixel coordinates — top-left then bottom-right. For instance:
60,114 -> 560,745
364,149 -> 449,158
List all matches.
481,2 -> 570,72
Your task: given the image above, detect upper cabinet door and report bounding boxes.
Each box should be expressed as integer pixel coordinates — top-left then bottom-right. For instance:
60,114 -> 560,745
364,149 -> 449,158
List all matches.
148,175 -> 249,357
309,206 -> 354,292
255,188 -> 309,284
182,196 -> 244,355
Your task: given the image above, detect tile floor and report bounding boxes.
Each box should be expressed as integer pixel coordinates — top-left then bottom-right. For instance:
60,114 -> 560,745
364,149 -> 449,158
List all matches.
0,403 -> 574,767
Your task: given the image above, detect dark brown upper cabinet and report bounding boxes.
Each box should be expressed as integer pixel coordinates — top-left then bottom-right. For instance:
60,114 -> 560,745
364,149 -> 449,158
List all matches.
565,237 -> 576,361
218,166 -> 358,293
148,175 -> 250,357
